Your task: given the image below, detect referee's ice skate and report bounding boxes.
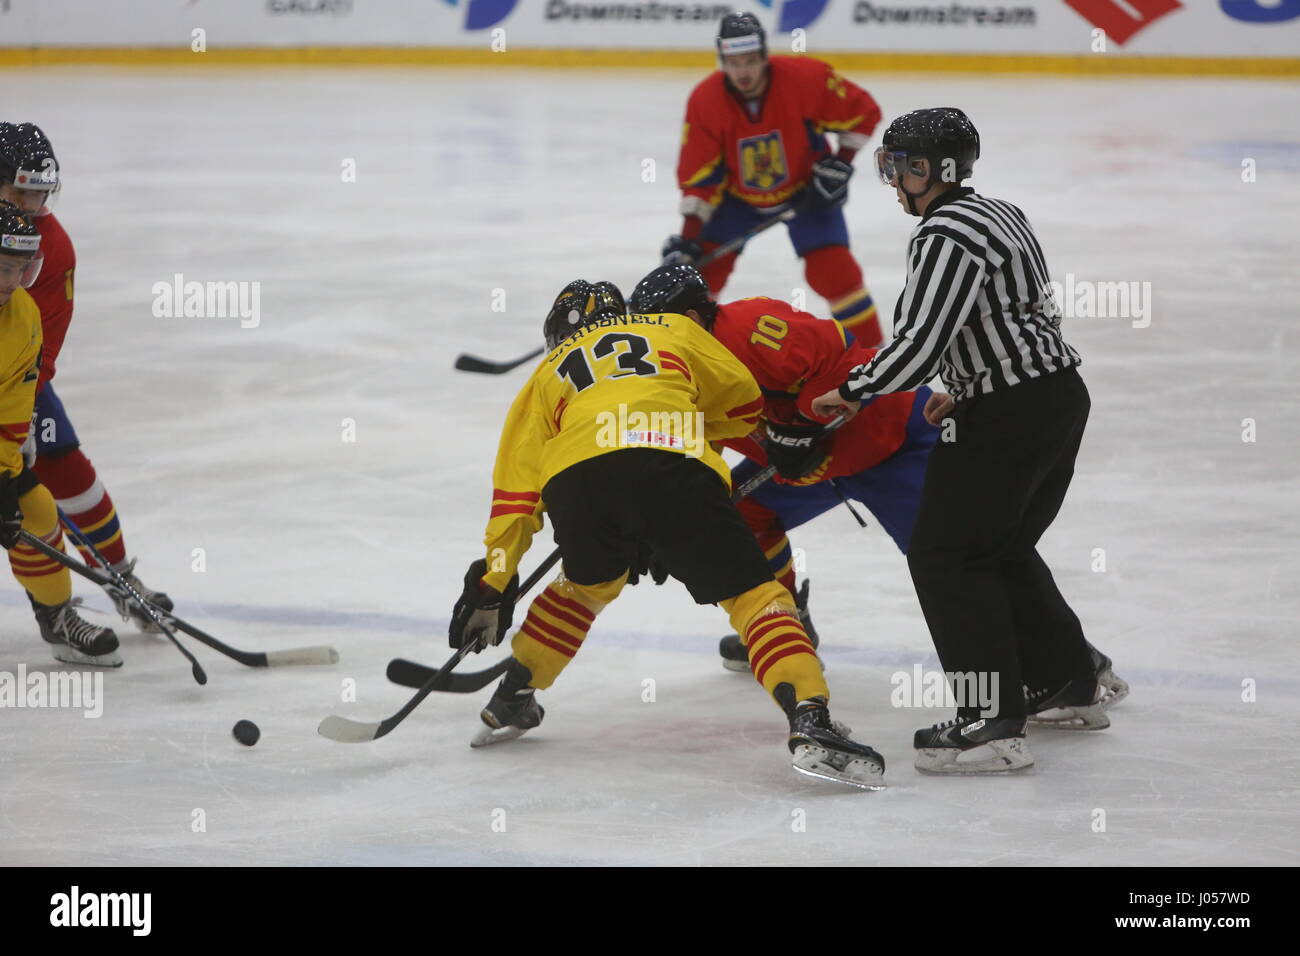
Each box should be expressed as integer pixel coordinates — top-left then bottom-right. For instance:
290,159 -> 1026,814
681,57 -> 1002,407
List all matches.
913,716 -> 1033,775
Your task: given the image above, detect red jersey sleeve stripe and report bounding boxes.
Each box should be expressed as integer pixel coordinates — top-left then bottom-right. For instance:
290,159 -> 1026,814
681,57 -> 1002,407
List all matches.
492,489 -> 540,502
489,504 -> 538,519
659,359 -> 693,382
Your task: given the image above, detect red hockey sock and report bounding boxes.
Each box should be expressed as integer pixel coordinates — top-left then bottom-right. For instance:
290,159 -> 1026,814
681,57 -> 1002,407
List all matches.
31,448 -> 128,568
697,242 -> 738,294
803,245 -> 882,346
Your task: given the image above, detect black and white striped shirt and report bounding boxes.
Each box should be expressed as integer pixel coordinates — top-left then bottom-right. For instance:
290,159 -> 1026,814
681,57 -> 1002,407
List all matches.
840,187 -> 1080,403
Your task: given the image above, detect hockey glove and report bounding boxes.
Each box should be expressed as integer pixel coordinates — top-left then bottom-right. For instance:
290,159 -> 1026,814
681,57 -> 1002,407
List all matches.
449,558 -> 520,653
627,542 -> 670,587
764,418 -> 829,481
0,475 -> 22,550
661,234 -> 703,266
810,157 -> 854,208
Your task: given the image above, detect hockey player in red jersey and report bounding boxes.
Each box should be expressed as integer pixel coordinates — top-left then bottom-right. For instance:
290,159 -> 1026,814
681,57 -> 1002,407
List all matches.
663,13 -> 885,345
0,122 -> 174,632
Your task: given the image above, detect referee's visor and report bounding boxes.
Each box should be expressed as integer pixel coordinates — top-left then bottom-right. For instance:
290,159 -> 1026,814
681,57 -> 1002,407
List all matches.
874,147 -> 926,186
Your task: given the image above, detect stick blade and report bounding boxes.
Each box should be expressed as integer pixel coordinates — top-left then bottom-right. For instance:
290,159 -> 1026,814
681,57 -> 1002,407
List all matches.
386,656 -> 509,692
454,354 -> 512,374
265,646 -> 340,667
317,714 -> 383,743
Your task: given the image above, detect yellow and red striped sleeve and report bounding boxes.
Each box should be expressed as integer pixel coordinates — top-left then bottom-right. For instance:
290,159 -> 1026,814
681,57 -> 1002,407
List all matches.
482,376 -> 553,593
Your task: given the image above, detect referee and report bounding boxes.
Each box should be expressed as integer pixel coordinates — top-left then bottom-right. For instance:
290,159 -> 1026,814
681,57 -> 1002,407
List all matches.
811,108 -> 1111,774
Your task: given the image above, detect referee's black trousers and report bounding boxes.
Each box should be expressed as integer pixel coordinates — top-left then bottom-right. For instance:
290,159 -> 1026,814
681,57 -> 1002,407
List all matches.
906,367 -> 1093,720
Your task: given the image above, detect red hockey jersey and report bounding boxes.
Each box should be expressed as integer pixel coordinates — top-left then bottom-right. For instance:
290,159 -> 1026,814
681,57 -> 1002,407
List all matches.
27,211 -> 75,390
711,297 -> 915,481
678,55 -> 881,211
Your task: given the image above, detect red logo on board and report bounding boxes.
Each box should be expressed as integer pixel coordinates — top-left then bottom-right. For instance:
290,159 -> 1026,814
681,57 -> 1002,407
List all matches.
1065,0 -> 1184,46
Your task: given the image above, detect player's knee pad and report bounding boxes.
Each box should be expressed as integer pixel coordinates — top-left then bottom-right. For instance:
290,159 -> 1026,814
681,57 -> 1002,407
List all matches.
18,483 -> 59,537
721,579 -> 796,638
552,569 -> 628,611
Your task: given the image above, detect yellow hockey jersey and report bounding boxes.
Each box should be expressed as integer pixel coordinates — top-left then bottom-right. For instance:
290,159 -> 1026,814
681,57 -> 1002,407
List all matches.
0,287 -> 43,478
481,311 -> 763,591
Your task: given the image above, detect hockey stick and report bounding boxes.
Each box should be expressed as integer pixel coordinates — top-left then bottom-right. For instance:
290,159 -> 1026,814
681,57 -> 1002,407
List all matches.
828,479 -> 869,529
318,547 -> 563,742
58,512 -> 339,669
452,205 -> 802,376
18,530 -> 208,685
385,656 -> 510,692
693,203 -> 799,269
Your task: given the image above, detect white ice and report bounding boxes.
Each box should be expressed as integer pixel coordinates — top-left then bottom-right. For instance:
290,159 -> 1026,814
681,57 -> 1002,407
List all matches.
0,66 -> 1297,866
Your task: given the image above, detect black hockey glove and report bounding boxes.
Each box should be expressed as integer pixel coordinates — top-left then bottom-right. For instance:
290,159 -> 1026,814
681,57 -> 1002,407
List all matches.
626,542 -> 670,587
810,156 -> 854,208
661,234 -> 703,266
764,418 -> 829,481
449,558 -> 520,653
0,475 -> 21,551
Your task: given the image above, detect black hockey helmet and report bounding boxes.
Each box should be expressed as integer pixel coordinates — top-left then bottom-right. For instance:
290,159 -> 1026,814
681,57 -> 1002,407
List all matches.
0,199 -> 44,292
592,280 -> 626,318
716,12 -> 767,60
543,279 -> 626,351
875,108 -> 980,189
0,122 -> 61,215
629,264 -> 718,330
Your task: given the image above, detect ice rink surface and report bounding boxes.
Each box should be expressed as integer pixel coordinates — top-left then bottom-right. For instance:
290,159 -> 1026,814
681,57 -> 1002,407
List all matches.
0,66 -> 1297,866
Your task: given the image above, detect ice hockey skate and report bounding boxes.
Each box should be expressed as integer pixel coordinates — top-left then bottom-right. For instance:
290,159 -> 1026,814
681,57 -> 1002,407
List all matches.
471,659 -> 545,748
33,596 -> 122,667
914,716 -> 1033,775
1026,644 -> 1126,729
103,557 -> 174,633
778,684 -> 885,790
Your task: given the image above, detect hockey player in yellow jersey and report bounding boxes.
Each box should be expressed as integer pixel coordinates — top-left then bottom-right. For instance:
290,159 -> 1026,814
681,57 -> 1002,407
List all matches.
449,278 -> 885,788
0,200 -> 120,666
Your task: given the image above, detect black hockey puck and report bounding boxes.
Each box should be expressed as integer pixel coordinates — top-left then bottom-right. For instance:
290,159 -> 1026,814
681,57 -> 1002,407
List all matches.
232,719 -> 260,747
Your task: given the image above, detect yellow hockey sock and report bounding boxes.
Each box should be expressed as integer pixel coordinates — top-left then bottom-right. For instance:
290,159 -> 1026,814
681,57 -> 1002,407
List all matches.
8,483 -> 72,607
510,569 -> 627,690
722,579 -> 828,706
